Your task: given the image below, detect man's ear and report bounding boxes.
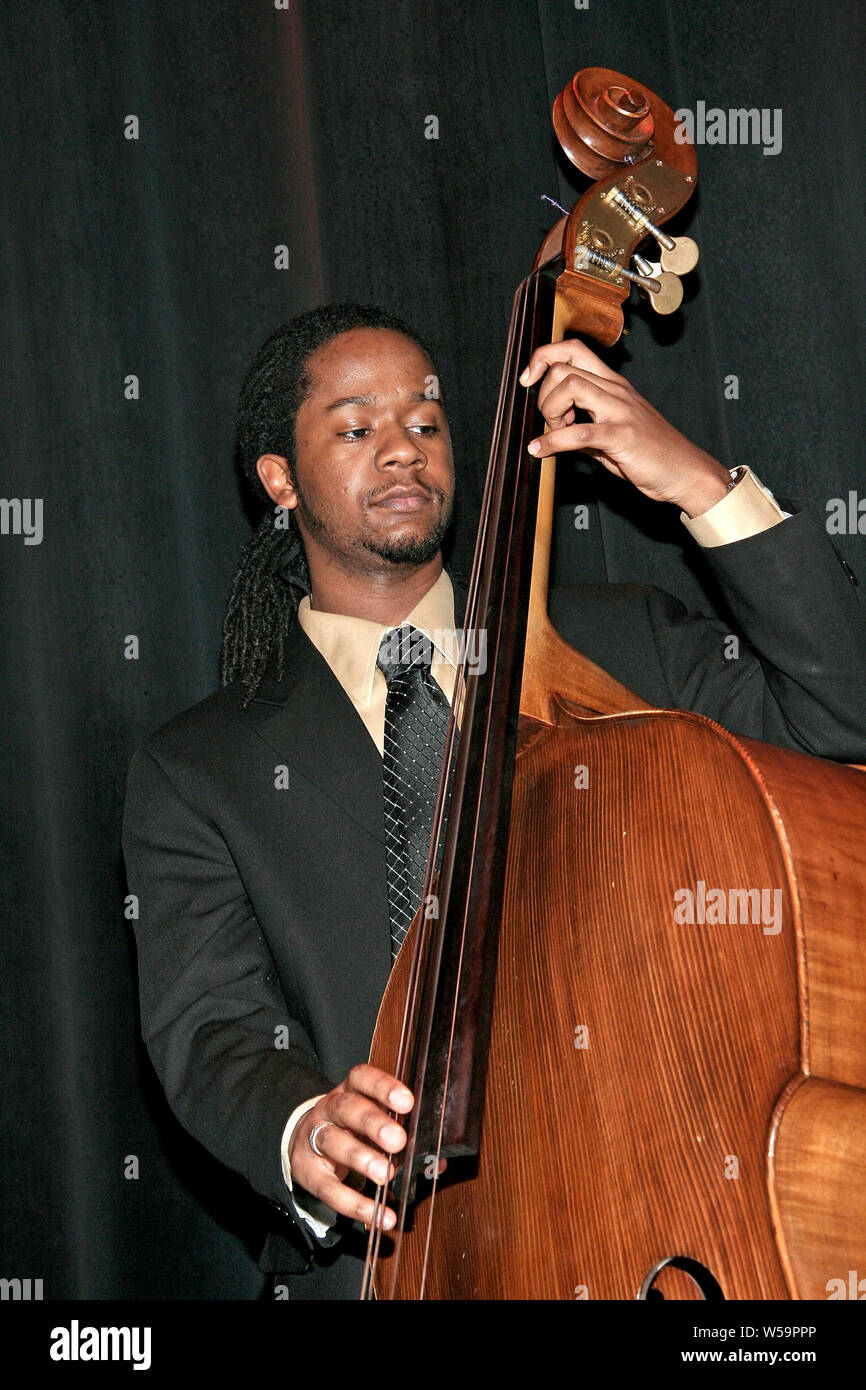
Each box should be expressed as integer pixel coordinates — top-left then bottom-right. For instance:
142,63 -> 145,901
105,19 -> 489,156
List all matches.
256,453 -> 299,510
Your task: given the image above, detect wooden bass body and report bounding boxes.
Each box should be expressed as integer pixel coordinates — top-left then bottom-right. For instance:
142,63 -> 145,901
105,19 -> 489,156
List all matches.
371,695 -> 866,1299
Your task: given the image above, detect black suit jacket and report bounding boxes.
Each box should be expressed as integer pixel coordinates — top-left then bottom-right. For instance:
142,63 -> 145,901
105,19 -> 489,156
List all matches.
121,503 -> 866,1284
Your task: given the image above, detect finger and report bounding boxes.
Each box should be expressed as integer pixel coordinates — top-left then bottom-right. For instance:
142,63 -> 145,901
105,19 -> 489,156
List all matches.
312,1169 -> 399,1231
291,1112 -> 383,1190
532,360 -> 624,419
520,339 -> 624,389
536,370 -> 624,430
289,1145 -> 347,1197
344,1063 -> 414,1113
306,1120 -> 398,1187
324,1088 -> 410,1155
528,422 -> 617,459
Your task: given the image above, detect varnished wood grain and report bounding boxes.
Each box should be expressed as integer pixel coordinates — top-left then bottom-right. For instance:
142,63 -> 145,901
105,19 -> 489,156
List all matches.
736,738 -> 866,1089
372,713 -> 866,1298
770,1078 -> 866,1299
373,711 -> 806,1298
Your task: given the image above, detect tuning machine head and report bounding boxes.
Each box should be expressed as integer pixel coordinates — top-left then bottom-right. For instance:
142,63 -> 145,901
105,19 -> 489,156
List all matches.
659,235 -> 699,276
632,253 -> 684,315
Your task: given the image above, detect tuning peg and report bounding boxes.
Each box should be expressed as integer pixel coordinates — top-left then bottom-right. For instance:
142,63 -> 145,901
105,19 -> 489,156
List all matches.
574,243 -> 662,295
608,187 -> 700,276
659,235 -> 699,275
632,253 -> 683,315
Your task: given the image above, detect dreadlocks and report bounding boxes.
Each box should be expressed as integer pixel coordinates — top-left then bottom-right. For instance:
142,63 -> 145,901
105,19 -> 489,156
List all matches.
220,302 -> 441,707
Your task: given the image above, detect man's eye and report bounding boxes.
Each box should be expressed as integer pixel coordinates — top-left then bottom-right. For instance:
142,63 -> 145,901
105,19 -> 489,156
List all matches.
410,424 -> 439,435
339,428 -> 369,440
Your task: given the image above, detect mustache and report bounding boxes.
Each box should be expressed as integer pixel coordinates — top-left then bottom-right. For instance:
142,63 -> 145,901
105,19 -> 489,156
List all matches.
366,481 -> 447,504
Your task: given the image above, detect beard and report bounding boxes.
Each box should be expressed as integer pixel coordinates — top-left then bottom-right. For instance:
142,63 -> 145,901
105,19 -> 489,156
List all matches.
293,471 -> 454,571
359,492 -> 453,566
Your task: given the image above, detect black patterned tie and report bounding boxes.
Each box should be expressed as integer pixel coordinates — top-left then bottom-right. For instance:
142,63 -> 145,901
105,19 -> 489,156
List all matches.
376,624 -> 456,961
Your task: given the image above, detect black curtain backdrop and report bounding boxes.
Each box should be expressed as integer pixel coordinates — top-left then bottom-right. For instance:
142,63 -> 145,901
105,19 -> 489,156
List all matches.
2,0 -> 864,1299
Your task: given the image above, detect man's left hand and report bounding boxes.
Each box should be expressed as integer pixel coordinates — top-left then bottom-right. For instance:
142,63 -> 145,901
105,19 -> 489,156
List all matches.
521,339 -> 730,519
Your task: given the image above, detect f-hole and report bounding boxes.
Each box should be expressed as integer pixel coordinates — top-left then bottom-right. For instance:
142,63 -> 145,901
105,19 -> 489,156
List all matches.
637,1255 -> 725,1301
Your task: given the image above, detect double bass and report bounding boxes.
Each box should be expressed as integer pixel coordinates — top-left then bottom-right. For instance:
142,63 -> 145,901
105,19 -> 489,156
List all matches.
365,67 -> 866,1301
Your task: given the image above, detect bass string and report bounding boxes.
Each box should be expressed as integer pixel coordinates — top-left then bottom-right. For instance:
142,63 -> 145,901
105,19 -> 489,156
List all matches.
368,261 -> 544,1297
362,674 -> 464,1289
363,271 -> 536,1298
360,569 -> 478,1294
361,272 -> 535,1299
359,593 -> 473,1296
413,268 -> 544,1299
364,280 -> 528,1278
360,614 -> 471,1298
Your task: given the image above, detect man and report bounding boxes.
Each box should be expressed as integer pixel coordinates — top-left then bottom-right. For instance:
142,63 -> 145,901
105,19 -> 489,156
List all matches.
122,302 -> 866,1300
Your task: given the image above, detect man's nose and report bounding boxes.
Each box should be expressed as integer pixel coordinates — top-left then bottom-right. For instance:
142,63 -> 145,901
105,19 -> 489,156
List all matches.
374,422 -> 426,469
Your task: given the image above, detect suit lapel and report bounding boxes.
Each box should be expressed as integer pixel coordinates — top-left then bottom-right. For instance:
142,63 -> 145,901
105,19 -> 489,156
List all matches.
247,620 -> 386,845
246,568 -> 470,844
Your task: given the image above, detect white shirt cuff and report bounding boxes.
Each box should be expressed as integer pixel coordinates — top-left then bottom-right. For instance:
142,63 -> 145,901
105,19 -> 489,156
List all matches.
280,1094 -> 336,1238
681,467 -> 790,548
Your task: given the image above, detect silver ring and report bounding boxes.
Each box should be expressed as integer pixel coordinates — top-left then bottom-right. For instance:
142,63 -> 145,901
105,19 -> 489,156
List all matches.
309,1121 -> 333,1157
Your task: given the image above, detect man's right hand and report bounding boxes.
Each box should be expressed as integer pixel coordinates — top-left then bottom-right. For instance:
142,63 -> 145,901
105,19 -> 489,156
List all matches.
289,1064 -> 414,1230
